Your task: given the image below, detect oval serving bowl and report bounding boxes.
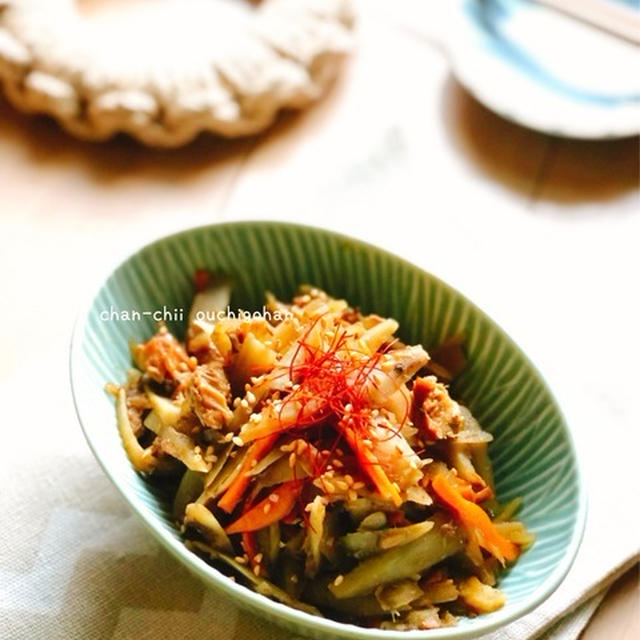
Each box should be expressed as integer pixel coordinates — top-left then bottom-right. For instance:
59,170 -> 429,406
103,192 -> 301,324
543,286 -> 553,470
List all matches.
70,221 -> 586,640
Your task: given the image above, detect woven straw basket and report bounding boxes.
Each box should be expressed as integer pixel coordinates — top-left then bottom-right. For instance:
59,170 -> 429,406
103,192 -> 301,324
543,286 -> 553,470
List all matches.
0,0 -> 354,146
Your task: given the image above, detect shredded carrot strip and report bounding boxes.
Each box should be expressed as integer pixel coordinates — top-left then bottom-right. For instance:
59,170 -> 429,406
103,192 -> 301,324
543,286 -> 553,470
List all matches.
432,474 -> 518,564
241,531 -> 263,575
454,476 -> 493,503
341,424 -> 402,507
226,481 -> 303,534
217,433 -> 278,513
241,531 -> 258,560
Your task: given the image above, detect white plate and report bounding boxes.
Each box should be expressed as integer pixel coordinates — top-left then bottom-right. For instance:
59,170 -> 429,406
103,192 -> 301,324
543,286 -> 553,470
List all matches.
444,0 -> 640,139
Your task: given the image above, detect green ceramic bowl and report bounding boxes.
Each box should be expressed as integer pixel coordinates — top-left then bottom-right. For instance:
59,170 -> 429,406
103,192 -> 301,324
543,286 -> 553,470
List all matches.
70,221 -> 586,640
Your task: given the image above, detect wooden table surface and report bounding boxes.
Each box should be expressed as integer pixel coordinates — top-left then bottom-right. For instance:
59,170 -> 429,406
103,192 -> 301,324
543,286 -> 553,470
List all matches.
0,1 -> 637,638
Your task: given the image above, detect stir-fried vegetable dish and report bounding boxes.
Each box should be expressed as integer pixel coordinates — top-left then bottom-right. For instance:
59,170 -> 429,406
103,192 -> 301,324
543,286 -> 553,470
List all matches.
109,276 -> 533,630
